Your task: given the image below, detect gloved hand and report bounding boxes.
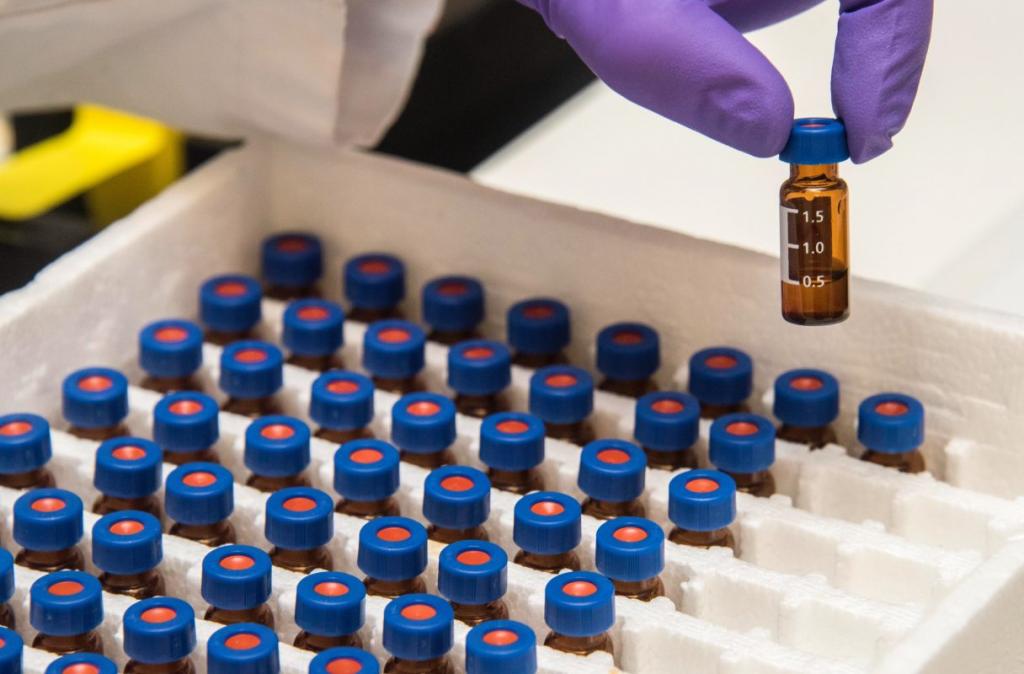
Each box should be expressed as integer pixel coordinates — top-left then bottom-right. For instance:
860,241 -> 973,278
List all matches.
516,0 -> 933,163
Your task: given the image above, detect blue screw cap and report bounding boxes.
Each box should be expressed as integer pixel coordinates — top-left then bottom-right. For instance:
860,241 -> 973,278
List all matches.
596,517 -> 664,582
466,620 -> 537,674
30,571 -> 102,636
261,232 -> 323,290
423,465 -> 491,531
295,571 -> 365,637
634,392 -> 701,451
363,320 -> 425,380
0,413 -> 51,474
780,118 -> 849,165
438,540 -> 507,605
448,340 -> 511,396
596,322 -> 660,382
709,414 -> 776,474
91,510 -> 162,575
357,516 -> 427,581
479,412 -> 545,472
165,462 -> 234,526
283,299 -> 344,357
310,648 -> 379,674
14,488 -> 83,551
507,298 -> 570,356
245,415 -> 311,478
94,437 -> 162,500
422,275 -> 485,334
45,654 -> 117,674
544,571 -> 615,638
529,366 -> 593,425
138,319 -> 204,380
153,392 -> 219,453
0,626 -> 21,674
265,487 -> 334,550
123,597 -> 197,664
334,440 -> 400,503
383,594 -> 453,661
391,393 -> 456,455
219,341 -> 283,400
669,469 -> 737,532
202,545 -> 273,611
774,369 -> 840,429
858,393 -> 925,454
578,439 -> 646,503
344,253 -> 405,311
199,274 -> 262,334
688,347 -> 753,407
207,623 -> 279,674
0,550 -> 12,604
62,367 -> 128,429
513,492 -> 581,556
310,371 -> 375,431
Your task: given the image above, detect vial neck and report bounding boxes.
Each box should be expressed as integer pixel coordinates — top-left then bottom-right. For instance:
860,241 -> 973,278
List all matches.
582,498 -> 645,520
16,546 -> 84,573
270,546 -> 333,574
293,630 -> 363,653
0,467 -> 55,489
100,569 -> 165,599
163,446 -> 219,466
454,392 -> 507,419
487,467 -> 543,494
384,656 -> 454,674
364,576 -> 427,599
450,599 -> 509,626
374,376 -> 424,395
427,524 -> 488,544
169,520 -> 236,547
790,163 -> 839,180
513,549 -> 581,574
668,526 -> 735,550
205,604 -> 275,629
543,631 -> 614,657
246,472 -> 310,492
315,426 -> 374,444
641,446 -> 698,471
93,494 -> 162,518
33,631 -> 104,656
287,352 -> 343,373
543,420 -> 595,446
336,496 -> 400,519
400,449 -> 454,469
139,374 -> 204,395
125,657 -> 196,674
611,576 -> 665,602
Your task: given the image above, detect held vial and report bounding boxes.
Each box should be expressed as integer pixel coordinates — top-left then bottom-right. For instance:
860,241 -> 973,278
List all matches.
465,620 -> 537,674
528,366 -> 595,445
344,253 -> 406,323
138,319 -> 205,393
668,469 -> 737,549
207,623 -> 279,674
92,511 -> 165,599
423,466 -> 491,543
709,414 -> 777,497
45,654 -> 118,674
265,487 -> 335,573
202,545 -> 275,628
153,392 -> 221,465
165,462 -> 236,546
858,393 -> 926,473
357,516 -> 428,599
577,439 -> 647,520
13,488 -> 85,572
422,275 -> 485,345
282,299 -> 345,372
391,393 -> 457,469
479,412 -> 545,494
0,413 -> 56,489
94,438 -> 163,517
262,232 -> 323,300
62,367 -> 130,441
779,118 -> 850,326
310,371 -> 376,444
773,369 -> 840,449
363,320 -> 426,394
310,648 -> 380,674
596,322 -> 660,398
438,540 -> 509,626
244,415 -> 312,491
507,298 -> 571,368
219,341 -> 284,417
512,492 -> 582,573
123,597 -> 197,674
447,340 -> 512,418
382,594 -> 455,674
30,571 -> 104,655
634,391 -> 701,470
199,274 -> 262,346
294,572 -> 366,652
0,627 -> 21,672
0,551 -> 14,628
543,571 -> 614,657
688,347 -> 753,419
596,517 -> 665,601
334,440 -> 401,519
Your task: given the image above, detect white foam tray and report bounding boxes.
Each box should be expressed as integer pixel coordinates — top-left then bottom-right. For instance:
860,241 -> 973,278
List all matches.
3,142 -> 1024,673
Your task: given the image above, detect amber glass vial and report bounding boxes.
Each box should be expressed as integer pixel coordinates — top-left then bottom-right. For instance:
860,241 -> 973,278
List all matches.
29,572 -> 105,656
778,118 -> 851,326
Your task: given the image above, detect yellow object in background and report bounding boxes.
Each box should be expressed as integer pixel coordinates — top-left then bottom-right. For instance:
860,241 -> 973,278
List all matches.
0,104 -> 182,226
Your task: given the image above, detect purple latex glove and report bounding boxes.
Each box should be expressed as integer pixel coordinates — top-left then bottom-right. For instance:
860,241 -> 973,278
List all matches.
517,0 -> 933,163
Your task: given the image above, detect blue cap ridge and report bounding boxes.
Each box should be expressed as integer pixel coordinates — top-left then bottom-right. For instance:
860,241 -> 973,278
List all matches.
62,367 -> 128,429
0,551 -> 12,605
357,516 -> 427,581
14,488 -> 83,551
123,597 -> 197,664
423,465 -> 491,530
773,369 -> 840,428
153,392 -> 220,453
362,320 -> 425,380
94,437 -> 163,499
245,415 -> 311,478
595,517 -> 664,582
91,510 -> 163,575
688,347 -> 753,407
634,391 -> 701,451
219,341 -> 283,400
669,469 -> 737,532
528,366 -> 593,425
0,413 -> 52,474
295,571 -> 366,637
201,545 -> 273,611
780,118 -> 849,165
438,540 -> 508,605
344,253 -> 405,311
139,319 -> 204,379
479,412 -> 545,472
0,626 -> 22,674
261,232 -> 323,289
309,648 -> 380,674
507,298 -> 570,356
422,276 -> 485,333
30,571 -> 103,636
207,623 -> 280,674
544,571 -> 615,638
383,594 -> 453,661
334,440 -> 401,503
391,393 -> 456,454
265,487 -> 334,550
44,654 -> 118,674
513,492 -> 581,556
165,462 -> 234,526
465,620 -> 537,674
447,340 -> 512,396
199,274 -> 262,334
858,393 -> 925,454
577,439 -> 646,503
282,299 -> 344,357
596,322 -> 660,381
709,414 -> 776,474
